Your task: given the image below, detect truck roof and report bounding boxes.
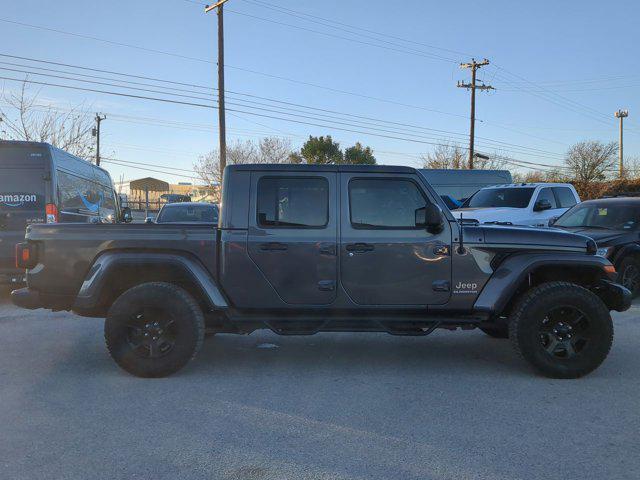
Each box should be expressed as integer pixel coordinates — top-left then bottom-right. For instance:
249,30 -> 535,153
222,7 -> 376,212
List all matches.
227,164 -> 416,174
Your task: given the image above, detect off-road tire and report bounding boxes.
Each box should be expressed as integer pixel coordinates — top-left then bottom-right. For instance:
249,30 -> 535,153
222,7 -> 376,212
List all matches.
509,281 -> 613,379
105,282 -> 205,378
617,256 -> 640,298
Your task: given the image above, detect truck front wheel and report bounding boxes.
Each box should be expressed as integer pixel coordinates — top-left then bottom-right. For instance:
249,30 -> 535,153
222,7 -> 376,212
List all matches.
509,282 -> 613,379
104,282 -> 205,378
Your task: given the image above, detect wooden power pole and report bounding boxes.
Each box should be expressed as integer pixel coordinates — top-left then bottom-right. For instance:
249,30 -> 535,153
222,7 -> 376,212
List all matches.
457,59 -> 494,169
93,113 -> 106,166
615,109 -> 629,178
205,0 -> 229,180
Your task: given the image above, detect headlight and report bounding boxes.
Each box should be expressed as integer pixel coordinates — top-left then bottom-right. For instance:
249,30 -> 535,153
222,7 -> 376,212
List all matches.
596,247 -> 613,258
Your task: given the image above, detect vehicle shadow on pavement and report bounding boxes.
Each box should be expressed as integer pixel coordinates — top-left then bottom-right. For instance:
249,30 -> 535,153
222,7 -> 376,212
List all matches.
188,329 -> 526,378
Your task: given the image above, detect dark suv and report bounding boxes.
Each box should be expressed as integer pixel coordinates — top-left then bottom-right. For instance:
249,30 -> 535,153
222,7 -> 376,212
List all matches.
552,196 -> 640,295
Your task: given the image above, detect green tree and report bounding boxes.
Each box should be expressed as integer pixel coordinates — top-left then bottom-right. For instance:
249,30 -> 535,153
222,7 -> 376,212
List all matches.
300,135 -> 343,164
344,142 -> 376,165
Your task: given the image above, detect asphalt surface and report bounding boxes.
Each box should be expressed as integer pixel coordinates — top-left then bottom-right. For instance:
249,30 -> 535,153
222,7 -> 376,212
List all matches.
1,289 -> 639,480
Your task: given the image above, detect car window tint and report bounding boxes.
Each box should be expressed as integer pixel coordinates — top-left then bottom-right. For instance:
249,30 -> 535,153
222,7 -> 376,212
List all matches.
349,178 -> 427,228
465,187 -> 535,208
554,187 -> 577,208
158,204 -> 218,223
57,171 -> 100,215
537,188 -> 557,208
257,177 -> 328,228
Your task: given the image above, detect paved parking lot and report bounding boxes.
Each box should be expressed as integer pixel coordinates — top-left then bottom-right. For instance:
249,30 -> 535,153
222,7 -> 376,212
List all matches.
1,289 -> 639,480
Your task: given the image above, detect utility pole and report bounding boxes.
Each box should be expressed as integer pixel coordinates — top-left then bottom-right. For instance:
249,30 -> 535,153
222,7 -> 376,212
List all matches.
457,58 -> 494,169
615,109 -> 629,178
92,113 -> 106,166
205,0 -> 229,180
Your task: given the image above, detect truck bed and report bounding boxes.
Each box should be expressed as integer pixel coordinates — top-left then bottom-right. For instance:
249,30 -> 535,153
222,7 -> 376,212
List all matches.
24,223 -> 218,299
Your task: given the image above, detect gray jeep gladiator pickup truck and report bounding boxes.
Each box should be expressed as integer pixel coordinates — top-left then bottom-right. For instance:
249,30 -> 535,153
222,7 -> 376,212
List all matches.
12,164 -> 631,378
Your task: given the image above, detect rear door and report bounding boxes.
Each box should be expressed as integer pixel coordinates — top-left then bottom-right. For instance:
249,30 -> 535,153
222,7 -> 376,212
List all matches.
339,173 -> 452,305
0,144 -> 49,273
247,171 -> 338,305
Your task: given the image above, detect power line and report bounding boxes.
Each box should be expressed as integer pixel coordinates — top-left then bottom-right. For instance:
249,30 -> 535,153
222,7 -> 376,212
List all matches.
238,0 -> 473,57
0,62 -> 567,159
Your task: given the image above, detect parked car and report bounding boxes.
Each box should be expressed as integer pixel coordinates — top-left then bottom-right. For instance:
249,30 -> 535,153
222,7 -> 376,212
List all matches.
12,164 -> 630,379
152,202 -> 219,224
0,140 -> 130,285
551,197 -> 640,296
456,183 -> 580,226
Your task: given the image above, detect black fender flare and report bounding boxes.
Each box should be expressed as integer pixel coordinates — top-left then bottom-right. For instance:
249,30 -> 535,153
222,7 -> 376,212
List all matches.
72,251 -> 228,311
473,253 -> 614,314
612,243 -> 640,268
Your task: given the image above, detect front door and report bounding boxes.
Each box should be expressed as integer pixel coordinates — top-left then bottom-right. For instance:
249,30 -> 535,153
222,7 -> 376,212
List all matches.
247,171 -> 338,305
340,173 -> 452,306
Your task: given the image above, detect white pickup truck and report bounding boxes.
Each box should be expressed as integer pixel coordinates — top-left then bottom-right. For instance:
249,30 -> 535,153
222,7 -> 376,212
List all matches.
456,183 -> 580,227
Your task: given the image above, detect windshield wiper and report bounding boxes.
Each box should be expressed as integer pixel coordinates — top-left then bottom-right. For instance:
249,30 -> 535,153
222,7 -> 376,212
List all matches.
582,225 -> 613,230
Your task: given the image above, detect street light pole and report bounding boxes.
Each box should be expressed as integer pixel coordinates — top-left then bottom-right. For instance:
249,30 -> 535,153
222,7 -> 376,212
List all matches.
615,109 -> 629,178
205,0 -> 229,180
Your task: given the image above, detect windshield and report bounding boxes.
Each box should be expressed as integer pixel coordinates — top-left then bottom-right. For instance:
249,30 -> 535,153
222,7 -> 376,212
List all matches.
464,187 -> 535,208
156,204 -> 218,223
555,203 -> 640,230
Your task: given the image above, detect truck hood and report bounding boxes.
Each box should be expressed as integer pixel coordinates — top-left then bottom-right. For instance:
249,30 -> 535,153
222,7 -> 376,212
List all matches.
456,207 -> 523,224
552,226 -> 637,247
464,224 -> 594,252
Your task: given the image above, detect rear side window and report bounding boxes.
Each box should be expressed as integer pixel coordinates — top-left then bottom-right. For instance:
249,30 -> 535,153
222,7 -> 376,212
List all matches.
349,178 -> 427,229
257,177 -> 328,228
57,171 -> 101,215
554,187 -> 577,208
536,188 -> 557,208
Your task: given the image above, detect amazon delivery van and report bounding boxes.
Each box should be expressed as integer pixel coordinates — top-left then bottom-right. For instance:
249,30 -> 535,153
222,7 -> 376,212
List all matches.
0,141 -> 119,284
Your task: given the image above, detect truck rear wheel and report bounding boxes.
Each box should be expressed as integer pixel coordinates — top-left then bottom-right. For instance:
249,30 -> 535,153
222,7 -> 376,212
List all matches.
509,282 -> 613,379
104,282 -> 205,378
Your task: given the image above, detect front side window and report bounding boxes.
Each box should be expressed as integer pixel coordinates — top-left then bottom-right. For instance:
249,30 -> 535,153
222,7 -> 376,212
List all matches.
465,187 -> 535,208
349,178 -> 427,229
536,188 -> 557,208
257,177 -> 328,228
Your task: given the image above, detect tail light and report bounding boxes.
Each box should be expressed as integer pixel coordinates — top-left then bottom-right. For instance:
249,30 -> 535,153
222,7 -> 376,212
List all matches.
15,242 -> 37,269
45,203 -> 58,223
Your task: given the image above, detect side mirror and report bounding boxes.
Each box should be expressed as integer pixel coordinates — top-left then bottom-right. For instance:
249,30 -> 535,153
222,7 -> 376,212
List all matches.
121,207 -> 133,223
534,199 -> 552,212
416,204 -> 444,233
548,216 -> 558,227
144,217 -> 155,224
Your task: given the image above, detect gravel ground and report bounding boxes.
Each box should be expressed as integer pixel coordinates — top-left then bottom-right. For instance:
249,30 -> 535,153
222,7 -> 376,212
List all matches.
0,290 -> 639,480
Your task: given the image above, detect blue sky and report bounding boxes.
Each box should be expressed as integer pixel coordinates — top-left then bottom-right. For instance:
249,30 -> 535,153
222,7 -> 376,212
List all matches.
1,0 -> 638,184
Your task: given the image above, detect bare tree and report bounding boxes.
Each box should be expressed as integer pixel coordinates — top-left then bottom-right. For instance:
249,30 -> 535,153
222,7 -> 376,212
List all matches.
259,137 -> 293,164
194,136 -> 294,191
0,81 -> 95,159
565,140 -> 617,184
421,143 -> 467,169
421,143 -> 507,170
